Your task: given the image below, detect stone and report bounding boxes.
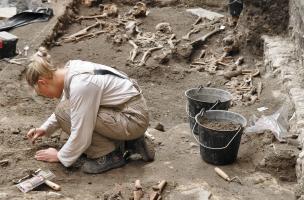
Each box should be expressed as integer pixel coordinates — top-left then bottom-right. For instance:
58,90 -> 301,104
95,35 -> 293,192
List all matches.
296,120 -> 304,129
47,191 -> 64,199
299,131 -> 304,145
168,186 -> 212,200
154,122 -> 165,132
296,156 -> 304,178
299,151 -> 304,159
298,113 -> 304,121
259,158 -> 266,167
11,128 -> 20,134
186,8 -> 224,20
295,177 -> 304,198
290,88 -> 304,97
189,142 -> 199,148
0,192 -> 8,199
287,138 -> 300,147
262,35 -> 296,73
252,176 -> 266,185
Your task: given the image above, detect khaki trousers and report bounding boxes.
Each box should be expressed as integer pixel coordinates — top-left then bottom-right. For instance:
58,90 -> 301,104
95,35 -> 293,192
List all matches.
54,94 -> 149,159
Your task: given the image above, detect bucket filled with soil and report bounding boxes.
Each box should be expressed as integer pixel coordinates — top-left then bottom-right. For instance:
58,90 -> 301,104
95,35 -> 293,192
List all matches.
185,87 -> 232,135
194,110 -> 247,165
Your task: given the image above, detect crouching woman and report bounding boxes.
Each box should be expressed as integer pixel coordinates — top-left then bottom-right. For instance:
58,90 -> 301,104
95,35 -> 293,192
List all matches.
26,47 -> 154,174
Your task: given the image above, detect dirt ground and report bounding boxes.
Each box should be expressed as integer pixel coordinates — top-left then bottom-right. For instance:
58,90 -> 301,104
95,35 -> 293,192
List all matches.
0,1 -> 300,199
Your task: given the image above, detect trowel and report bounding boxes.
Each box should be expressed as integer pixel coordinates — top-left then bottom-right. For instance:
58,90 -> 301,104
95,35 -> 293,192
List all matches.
16,169 -> 61,193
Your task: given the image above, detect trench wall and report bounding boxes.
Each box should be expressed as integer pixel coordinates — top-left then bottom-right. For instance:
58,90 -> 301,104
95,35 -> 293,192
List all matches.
290,0 -> 304,69
290,0 -> 304,186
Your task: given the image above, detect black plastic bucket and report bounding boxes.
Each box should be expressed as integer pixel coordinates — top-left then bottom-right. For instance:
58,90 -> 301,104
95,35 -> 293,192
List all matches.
194,110 -> 247,165
185,87 -> 232,135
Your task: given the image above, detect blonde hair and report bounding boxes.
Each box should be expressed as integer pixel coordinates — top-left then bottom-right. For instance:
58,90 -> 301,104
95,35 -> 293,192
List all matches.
26,47 -> 57,87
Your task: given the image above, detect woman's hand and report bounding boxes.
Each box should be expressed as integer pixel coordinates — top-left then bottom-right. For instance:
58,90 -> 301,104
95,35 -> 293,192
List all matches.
27,128 -> 46,144
35,148 -> 59,163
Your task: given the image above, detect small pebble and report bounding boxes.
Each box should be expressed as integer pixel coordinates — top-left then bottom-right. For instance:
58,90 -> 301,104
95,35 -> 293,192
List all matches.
154,122 -> 165,132
190,142 -> 199,148
47,191 -> 64,199
253,177 -> 266,185
0,159 -> 9,167
11,128 -> 20,134
0,192 -> 8,199
259,159 -> 266,167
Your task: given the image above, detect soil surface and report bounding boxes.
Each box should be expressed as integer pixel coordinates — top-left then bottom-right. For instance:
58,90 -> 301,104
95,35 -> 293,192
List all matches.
199,118 -> 241,131
0,1 -> 299,200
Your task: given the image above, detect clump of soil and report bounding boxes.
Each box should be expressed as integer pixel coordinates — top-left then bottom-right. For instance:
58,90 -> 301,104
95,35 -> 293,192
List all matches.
237,0 -> 289,55
240,131 -> 299,182
199,118 -> 241,131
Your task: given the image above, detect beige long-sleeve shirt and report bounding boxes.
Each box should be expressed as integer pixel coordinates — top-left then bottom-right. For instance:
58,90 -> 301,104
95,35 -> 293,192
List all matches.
40,60 -> 139,167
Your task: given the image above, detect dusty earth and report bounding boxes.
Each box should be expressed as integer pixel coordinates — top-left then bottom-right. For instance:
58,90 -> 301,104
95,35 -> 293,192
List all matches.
0,1 -> 300,199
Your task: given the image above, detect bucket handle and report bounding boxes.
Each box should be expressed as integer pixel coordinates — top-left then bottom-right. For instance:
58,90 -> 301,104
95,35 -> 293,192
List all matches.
197,85 -> 204,93
228,0 -> 243,5
191,119 -> 242,150
186,100 -> 221,119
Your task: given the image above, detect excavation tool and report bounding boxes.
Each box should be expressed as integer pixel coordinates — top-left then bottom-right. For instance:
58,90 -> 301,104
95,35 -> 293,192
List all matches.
16,169 -> 60,193
214,167 -> 242,185
35,169 -> 61,191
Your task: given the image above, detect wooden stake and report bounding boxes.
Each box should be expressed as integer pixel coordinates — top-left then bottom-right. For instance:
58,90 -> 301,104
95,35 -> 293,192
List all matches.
149,180 -> 167,200
135,179 -> 142,190
156,180 -> 167,193
133,180 -> 143,200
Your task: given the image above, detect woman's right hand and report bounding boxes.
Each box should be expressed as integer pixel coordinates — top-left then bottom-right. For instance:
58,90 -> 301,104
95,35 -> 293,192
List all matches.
27,128 -> 47,144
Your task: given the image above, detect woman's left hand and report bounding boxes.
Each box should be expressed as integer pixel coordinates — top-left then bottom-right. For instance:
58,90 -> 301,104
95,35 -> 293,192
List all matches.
35,148 -> 59,163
